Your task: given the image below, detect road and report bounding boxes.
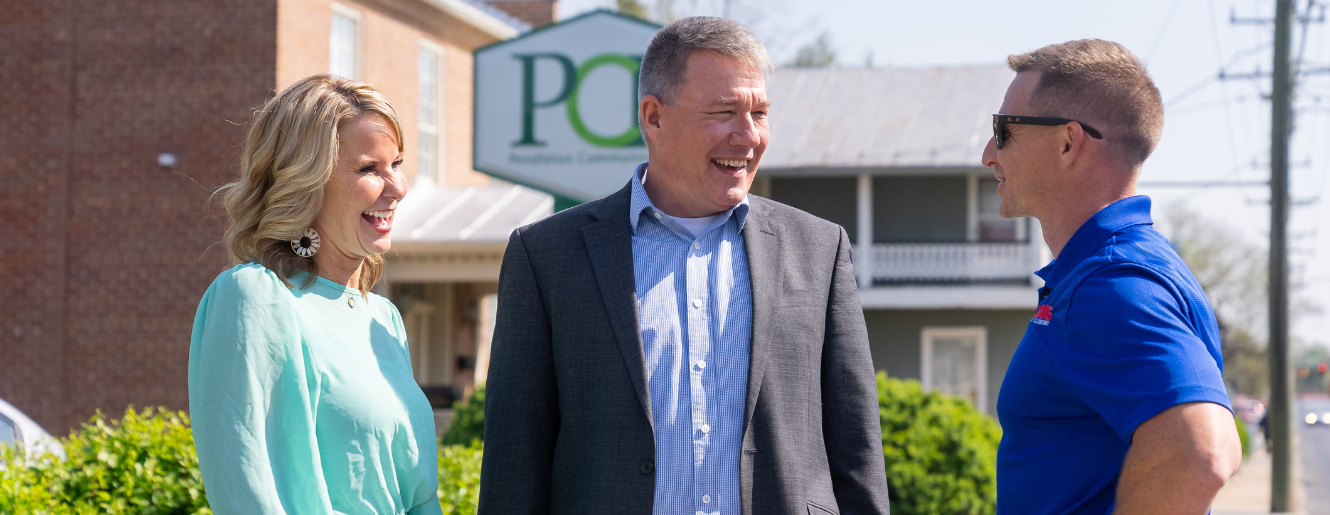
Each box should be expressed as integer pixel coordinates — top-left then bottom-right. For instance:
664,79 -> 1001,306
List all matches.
1299,399 -> 1330,515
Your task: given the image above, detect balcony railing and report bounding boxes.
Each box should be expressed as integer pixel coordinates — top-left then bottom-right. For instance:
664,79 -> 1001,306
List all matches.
862,242 -> 1040,284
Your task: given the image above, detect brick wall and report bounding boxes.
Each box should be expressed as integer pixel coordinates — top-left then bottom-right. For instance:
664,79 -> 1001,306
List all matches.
0,1 -> 74,435
484,0 -> 557,28
279,0 -> 501,187
0,0 -> 277,434
0,0 -> 511,435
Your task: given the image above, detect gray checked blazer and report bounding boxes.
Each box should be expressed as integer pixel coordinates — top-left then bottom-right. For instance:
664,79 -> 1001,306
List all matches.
478,181 -> 890,514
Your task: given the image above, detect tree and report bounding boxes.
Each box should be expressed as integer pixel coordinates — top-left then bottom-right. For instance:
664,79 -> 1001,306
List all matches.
1295,345 -> 1330,394
615,0 -> 648,21
1159,205 -> 1270,396
791,32 -> 835,67
1222,325 -> 1270,397
1161,204 -> 1268,333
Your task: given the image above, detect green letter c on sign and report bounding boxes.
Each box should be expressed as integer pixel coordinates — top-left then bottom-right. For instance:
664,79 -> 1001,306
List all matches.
566,53 -> 643,147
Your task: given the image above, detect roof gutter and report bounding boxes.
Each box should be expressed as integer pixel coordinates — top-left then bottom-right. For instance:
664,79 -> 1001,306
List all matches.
420,0 -> 521,40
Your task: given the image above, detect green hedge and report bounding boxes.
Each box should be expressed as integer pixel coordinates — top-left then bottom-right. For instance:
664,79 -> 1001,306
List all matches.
3,377 -> 1001,515
0,407 -> 483,514
1235,414 -> 1251,459
0,407 -> 210,515
440,385 -> 485,447
437,442 -> 483,513
878,373 -> 1001,515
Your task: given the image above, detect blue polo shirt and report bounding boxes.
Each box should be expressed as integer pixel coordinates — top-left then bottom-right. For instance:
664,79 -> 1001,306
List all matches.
996,196 -> 1232,514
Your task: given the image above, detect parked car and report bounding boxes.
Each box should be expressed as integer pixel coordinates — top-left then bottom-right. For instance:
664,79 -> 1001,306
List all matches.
1302,398 -> 1330,427
0,397 -> 64,460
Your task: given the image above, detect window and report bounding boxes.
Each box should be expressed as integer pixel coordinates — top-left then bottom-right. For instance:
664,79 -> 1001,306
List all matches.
921,327 -> 987,412
970,175 -> 1026,242
0,413 -> 16,451
329,4 -> 362,80
418,42 -> 444,182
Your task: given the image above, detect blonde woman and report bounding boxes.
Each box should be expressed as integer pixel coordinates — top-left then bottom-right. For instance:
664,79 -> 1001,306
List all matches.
188,75 -> 442,514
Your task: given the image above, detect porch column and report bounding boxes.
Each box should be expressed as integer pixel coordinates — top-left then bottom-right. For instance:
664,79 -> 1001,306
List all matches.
856,174 -> 873,288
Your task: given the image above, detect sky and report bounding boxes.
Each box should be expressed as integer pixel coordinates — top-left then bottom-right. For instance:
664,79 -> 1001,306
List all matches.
557,0 -> 1330,346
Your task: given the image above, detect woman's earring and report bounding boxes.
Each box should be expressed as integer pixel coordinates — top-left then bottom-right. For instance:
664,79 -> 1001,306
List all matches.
291,228 -> 321,257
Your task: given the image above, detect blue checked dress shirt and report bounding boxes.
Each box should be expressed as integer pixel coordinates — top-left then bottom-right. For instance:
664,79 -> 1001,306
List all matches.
628,163 -> 751,515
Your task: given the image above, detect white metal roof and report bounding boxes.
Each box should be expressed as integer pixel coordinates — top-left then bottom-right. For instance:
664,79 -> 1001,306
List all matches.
420,0 -> 530,40
763,65 -> 1015,175
391,182 -> 553,248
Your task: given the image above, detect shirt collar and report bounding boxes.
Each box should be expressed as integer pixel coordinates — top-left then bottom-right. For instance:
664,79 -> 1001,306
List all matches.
628,162 -> 751,235
1036,195 -> 1154,289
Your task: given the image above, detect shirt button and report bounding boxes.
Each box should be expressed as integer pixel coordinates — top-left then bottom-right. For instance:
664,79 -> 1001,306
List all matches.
693,241 -> 701,249
640,460 -> 654,475
703,495 -> 711,504
692,299 -> 702,308
697,360 -> 706,369
700,423 -> 710,434
654,211 -> 662,220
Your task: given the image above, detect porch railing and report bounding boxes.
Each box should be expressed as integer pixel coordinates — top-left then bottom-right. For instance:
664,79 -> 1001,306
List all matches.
864,242 -> 1039,284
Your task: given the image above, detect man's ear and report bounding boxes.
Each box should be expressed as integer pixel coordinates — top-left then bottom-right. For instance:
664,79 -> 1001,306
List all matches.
640,94 -> 664,142
1059,122 -> 1086,166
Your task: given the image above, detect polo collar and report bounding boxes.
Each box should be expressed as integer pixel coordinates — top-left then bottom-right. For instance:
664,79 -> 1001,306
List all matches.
1035,195 -> 1154,289
627,162 -> 751,235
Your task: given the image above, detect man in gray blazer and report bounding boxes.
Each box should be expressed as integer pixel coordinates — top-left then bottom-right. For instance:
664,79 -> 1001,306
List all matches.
479,17 -> 890,515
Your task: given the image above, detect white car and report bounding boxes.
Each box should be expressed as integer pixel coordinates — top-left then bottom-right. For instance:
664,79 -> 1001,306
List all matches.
0,397 -> 64,460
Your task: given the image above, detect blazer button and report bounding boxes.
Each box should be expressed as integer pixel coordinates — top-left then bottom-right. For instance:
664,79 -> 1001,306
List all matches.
640,460 -> 655,475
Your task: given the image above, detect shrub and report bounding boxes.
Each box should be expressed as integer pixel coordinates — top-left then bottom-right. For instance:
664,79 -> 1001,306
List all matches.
441,386 -> 486,446
1235,414 -> 1250,458
878,373 -> 1001,515
0,407 -> 210,515
437,442 -> 483,513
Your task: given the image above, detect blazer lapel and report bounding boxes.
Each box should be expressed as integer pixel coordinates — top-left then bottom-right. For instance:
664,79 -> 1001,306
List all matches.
583,182 -> 654,432
741,198 -> 783,438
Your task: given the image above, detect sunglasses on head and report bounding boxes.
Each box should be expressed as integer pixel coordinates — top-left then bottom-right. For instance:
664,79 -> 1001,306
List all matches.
992,114 -> 1104,149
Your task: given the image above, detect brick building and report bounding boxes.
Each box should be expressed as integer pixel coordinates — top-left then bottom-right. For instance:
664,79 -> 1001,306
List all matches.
0,0 -> 546,435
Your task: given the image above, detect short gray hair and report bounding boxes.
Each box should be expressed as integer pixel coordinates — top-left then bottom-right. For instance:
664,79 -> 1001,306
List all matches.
1008,39 -> 1164,167
638,16 -> 772,107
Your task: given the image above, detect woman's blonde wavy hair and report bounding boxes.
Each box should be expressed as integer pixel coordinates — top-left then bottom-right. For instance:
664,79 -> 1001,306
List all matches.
218,74 -> 404,293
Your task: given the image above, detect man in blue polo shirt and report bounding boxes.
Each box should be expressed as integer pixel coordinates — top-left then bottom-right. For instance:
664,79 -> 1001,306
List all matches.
981,39 -> 1243,514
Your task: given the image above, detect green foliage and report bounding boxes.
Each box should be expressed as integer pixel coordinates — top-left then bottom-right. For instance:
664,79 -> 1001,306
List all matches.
0,407 -> 211,515
1,379 -> 1008,515
437,442 -> 483,513
615,0 -> 648,20
441,386 -> 486,446
791,32 -> 837,67
878,373 -> 1001,515
1234,414 -> 1250,459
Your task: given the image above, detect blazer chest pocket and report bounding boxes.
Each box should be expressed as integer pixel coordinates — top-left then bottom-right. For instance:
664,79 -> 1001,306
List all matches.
782,266 -> 811,293
807,500 -> 838,515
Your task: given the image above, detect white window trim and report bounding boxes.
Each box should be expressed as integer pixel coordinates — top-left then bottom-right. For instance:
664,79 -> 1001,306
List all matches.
330,2 -> 364,81
920,326 -> 988,412
970,173 -> 1028,242
417,38 -> 446,184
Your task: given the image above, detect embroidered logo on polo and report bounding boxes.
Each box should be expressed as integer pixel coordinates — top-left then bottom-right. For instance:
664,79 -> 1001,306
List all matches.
1032,305 -> 1053,326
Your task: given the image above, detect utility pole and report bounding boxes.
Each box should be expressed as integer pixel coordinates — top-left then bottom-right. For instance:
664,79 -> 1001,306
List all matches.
1269,0 -> 1294,511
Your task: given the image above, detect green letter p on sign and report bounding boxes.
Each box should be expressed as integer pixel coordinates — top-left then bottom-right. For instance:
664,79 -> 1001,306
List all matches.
513,52 -> 644,148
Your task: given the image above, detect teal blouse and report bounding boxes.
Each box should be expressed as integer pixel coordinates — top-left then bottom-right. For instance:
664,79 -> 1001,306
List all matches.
188,264 -> 443,515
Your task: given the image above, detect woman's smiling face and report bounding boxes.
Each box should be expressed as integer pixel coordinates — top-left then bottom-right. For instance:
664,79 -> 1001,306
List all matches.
312,113 -> 406,261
